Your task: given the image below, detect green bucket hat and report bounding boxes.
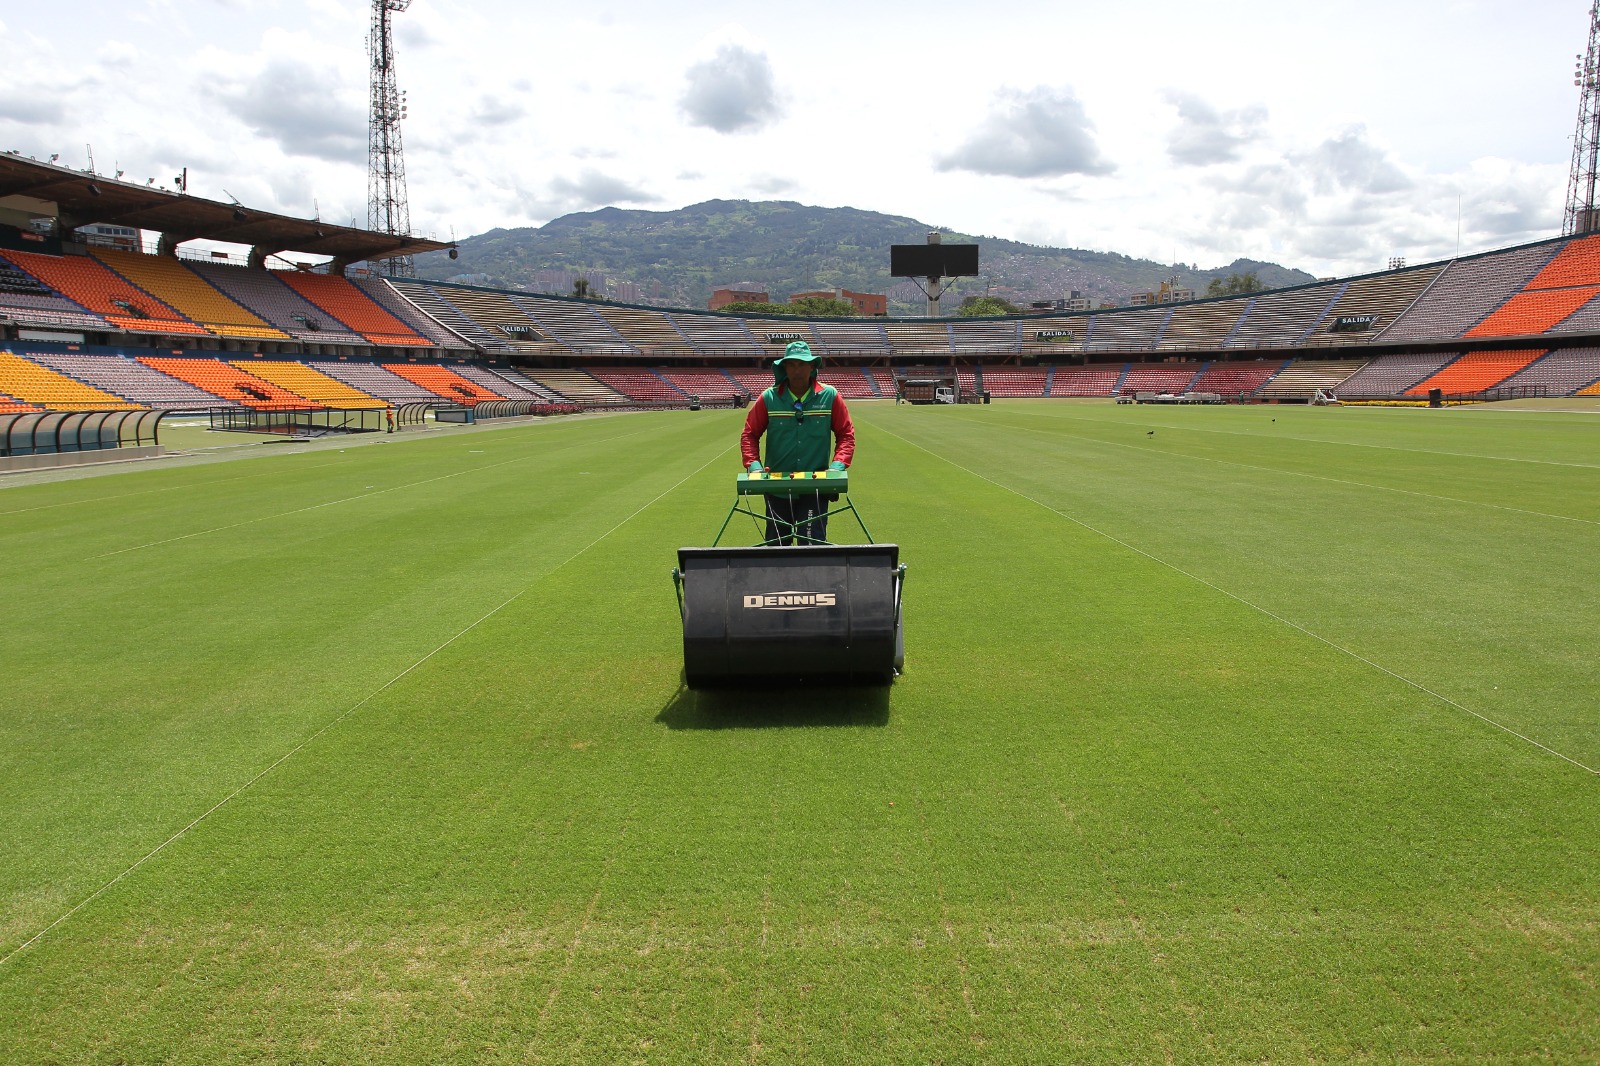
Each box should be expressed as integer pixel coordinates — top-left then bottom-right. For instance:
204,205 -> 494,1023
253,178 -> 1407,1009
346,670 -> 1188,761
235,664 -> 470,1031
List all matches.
778,340 -> 819,364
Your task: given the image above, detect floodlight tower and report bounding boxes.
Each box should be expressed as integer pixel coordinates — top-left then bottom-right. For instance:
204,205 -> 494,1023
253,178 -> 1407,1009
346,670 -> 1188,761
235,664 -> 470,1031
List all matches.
367,0 -> 415,276
1565,0 -> 1600,235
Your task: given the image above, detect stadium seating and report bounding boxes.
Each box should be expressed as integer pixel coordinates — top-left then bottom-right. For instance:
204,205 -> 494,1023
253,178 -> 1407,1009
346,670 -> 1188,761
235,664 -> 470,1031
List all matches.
592,305 -> 696,356
277,271 -> 431,348
950,319 -> 1021,354
980,367 -> 1048,397
427,284 -> 551,354
1256,358 -> 1368,400
1050,364 -> 1123,396
511,293 -> 639,355
231,360 -> 386,407
0,350 -> 142,410
1381,244 -> 1561,341
0,393 -> 40,413
1312,266 -> 1444,342
190,261 -> 368,346
1160,300 -> 1248,349
1525,233 -> 1600,289
1084,306 -> 1170,351
0,254 -> 114,332
450,363 -> 552,402
806,320 -> 888,355
1496,347 -> 1600,395
138,356 -> 319,408
1187,359 -> 1285,397
5,249 -> 209,334
91,249 -> 289,341
381,278 -> 510,353
882,320 -> 952,356
665,312 -> 765,356
381,363 -> 507,404
1120,362 -> 1201,394
522,368 -> 628,403
661,368 -> 747,401
478,365 -> 565,402
308,360 -> 441,404
1405,350 -> 1544,395
1225,283 -> 1344,348
355,278 -> 475,350
1335,351 -> 1459,397
26,350 -> 227,408
1464,288 -> 1600,338
589,368 -> 686,402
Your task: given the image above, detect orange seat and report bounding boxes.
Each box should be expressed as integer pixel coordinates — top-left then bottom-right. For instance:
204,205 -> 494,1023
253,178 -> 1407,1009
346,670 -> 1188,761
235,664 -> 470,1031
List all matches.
5,249 -> 209,335
1406,350 -> 1543,395
276,272 -> 431,347
138,357 -> 322,409
382,363 -> 504,404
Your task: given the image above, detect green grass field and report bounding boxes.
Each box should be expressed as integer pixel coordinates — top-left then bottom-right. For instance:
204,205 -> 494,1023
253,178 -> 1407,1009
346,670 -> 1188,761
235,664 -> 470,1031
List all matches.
2,401 -> 1597,1063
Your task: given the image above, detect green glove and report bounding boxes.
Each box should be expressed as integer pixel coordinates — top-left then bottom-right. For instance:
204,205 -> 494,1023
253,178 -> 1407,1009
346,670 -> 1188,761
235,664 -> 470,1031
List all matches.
828,461 -> 847,471
747,461 -> 764,474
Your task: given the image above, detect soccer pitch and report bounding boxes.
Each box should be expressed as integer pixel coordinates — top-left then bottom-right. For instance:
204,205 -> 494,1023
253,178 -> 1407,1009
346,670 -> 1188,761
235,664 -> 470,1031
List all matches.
2,401 -> 1597,1063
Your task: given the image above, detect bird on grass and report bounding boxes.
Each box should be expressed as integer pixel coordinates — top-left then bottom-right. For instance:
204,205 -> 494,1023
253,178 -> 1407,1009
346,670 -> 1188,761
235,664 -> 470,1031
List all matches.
1146,430 -> 1155,437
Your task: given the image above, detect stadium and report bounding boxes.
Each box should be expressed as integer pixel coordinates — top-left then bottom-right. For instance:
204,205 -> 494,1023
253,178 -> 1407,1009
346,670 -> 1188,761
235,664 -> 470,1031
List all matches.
2,3 -> 1598,1063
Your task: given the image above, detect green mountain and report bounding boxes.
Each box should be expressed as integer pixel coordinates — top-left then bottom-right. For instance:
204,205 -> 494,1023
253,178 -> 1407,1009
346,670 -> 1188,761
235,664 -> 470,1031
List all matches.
413,200 -> 1316,314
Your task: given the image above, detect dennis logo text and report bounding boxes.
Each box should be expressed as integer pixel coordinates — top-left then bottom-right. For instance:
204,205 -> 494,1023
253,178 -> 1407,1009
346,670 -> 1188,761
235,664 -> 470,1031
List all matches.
743,591 -> 837,610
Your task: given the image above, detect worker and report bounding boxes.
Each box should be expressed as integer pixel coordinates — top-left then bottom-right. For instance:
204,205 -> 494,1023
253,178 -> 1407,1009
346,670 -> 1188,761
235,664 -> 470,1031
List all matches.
740,340 -> 855,545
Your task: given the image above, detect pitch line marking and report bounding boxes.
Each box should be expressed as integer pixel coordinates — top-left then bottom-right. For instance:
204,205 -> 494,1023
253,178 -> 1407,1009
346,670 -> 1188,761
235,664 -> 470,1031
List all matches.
84,425 -> 658,560
874,422 -> 1599,778
0,443 -> 731,971
0,458 -> 359,518
959,414 -> 1600,528
999,407 -> 1600,470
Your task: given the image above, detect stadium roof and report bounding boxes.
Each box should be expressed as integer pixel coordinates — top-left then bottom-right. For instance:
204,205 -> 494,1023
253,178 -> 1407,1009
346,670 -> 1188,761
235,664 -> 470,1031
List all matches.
0,152 -> 448,262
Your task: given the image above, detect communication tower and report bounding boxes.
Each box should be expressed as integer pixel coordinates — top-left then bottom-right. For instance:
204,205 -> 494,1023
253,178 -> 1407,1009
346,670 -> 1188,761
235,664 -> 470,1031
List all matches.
368,0 -> 414,276
1565,1 -> 1600,235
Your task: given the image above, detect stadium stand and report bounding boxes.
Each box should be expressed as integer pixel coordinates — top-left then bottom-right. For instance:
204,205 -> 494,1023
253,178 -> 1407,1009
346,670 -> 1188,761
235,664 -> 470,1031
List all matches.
1311,266 -> 1444,342
1496,347 -> 1600,394
590,368 -> 685,402
231,360 -> 386,407
188,261 -> 368,346
1160,300 -> 1248,349
0,392 -> 40,413
1256,358 -> 1368,401
666,312 -> 765,356
443,363 -> 548,402
6,249 -> 208,334
1187,359 -> 1286,397
382,363 -> 506,404
951,319 -> 1021,354
979,367 -> 1048,397
1225,283 -> 1343,348
0,254 -> 114,332
1380,244 -> 1561,341
1120,362 -> 1202,394
1524,233 -> 1600,289
427,284 -> 551,355
1085,306 -> 1170,351
1464,287 -> 1600,338
381,278 -> 511,354
592,305 -> 695,356
0,350 -> 143,410
480,365 -> 565,402
26,350 -> 228,409
308,360 -> 441,404
1405,350 -> 1544,395
277,271 -> 432,348
522,368 -> 628,403
355,278 -> 473,350
91,249 -> 289,341
661,368 -> 746,401
807,319 -> 888,356
139,356 -> 319,408
511,294 -> 639,355
1335,351 -> 1460,397
882,320 -> 953,356
1050,364 -> 1124,397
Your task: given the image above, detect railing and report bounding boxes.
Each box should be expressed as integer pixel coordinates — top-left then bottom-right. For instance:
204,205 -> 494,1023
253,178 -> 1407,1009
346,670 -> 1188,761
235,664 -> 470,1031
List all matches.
206,406 -> 385,436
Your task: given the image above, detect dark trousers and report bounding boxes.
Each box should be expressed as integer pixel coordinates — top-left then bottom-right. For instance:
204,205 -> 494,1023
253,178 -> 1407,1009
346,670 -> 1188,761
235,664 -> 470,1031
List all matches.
765,492 -> 831,545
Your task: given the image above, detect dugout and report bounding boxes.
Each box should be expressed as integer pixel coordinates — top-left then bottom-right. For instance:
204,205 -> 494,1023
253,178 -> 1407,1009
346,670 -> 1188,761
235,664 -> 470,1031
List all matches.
0,409 -> 166,470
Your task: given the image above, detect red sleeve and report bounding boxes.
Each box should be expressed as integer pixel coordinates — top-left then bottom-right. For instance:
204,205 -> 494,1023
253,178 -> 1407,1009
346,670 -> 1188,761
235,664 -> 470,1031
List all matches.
831,394 -> 855,466
740,401 -> 768,467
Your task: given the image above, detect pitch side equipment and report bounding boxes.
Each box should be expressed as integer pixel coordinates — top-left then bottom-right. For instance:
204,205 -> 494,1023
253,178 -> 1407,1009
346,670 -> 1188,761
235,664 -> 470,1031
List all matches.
671,469 -> 906,687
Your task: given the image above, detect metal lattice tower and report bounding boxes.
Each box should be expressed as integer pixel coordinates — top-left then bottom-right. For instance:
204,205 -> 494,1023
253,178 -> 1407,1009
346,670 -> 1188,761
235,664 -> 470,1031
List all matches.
1565,1 -> 1600,235
367,0 -> 414,276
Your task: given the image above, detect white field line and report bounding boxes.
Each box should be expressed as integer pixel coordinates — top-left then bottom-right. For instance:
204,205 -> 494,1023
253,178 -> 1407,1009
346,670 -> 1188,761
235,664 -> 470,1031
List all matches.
1001,407 -> 1600,470
0,443 -> 731,970
84,425 -> 656,560
959,414 -> 1600,528
0,458 -> 358,518
873,422 -> 1599,778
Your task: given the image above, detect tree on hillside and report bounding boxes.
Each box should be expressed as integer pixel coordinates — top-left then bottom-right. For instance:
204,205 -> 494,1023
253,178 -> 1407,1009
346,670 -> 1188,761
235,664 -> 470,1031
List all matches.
1204,272 -> 1263,297
572,277 -> 591,298
788,296 -> 857,317
958,295 -> 1022,317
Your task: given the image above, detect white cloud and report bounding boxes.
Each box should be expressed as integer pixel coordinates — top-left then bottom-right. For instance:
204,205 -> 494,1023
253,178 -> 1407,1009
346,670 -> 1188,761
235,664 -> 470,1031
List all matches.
1164,91 -> 1268,166
680,44 -> 783,134
937,86 -> 1114,179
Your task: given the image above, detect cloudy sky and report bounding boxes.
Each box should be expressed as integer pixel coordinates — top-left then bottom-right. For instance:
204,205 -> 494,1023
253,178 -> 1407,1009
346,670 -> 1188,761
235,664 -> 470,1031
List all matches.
0,0 -> 1585,277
